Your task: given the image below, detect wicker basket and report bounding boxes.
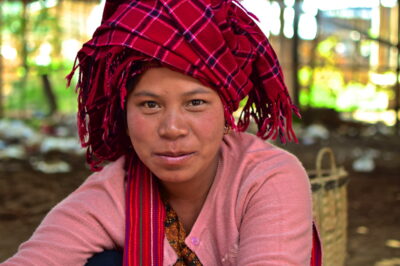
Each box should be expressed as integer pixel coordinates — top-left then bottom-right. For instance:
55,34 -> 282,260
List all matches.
308,147 -> 348,266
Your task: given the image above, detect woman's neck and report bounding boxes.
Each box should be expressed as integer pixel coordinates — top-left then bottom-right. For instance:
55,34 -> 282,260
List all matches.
160,152 -> 220,233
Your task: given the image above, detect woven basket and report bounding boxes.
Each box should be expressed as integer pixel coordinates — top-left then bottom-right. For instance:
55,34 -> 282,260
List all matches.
308,147 -> 348,266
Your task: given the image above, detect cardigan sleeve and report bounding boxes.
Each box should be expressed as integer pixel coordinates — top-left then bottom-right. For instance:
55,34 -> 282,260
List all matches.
1,158 -> 126,266
236,153 -> 313,265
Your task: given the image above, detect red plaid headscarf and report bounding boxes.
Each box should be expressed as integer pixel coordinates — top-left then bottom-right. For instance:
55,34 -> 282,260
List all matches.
67,0 -> 312,265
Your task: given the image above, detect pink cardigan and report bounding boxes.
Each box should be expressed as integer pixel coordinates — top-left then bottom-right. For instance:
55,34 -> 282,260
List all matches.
2,132 -> 313,265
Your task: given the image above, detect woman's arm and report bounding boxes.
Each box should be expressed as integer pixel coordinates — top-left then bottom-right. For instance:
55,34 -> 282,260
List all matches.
237,155 -> 313,265
1,159 -> 126,266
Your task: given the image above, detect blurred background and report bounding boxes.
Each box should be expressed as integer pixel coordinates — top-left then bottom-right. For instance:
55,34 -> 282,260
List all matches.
0,0 -> 399,265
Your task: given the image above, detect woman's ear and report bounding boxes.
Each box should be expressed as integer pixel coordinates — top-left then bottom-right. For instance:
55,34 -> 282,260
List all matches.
224,123 -> 232,135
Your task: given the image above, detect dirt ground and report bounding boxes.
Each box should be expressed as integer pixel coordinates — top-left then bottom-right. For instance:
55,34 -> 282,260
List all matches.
0,134 -> 399,265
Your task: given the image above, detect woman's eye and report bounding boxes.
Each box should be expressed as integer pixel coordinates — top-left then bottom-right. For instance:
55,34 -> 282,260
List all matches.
188,99 -> 205,106
142,101 -> 159,108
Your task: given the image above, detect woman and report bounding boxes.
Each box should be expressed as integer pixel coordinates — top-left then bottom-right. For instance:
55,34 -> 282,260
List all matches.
2,0 -> 321,265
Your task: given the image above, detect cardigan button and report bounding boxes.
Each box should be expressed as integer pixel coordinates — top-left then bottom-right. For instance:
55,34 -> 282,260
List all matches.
190,236 -> 200,246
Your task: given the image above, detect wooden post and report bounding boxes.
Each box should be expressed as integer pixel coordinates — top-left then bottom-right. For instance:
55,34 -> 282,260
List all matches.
292,0 -> 301,106
396,2 -> 400,135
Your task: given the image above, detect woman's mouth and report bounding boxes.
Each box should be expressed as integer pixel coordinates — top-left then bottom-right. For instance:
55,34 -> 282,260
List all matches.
154,152 -> 195,166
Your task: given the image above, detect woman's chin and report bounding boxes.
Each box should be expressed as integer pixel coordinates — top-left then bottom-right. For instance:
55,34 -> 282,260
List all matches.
154,171 -> 193,184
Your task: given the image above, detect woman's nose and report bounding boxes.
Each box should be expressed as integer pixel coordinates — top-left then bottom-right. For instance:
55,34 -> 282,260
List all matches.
158,110 -> 189,140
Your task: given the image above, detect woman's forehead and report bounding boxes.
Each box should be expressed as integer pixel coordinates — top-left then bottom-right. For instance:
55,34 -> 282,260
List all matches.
131,67 -> 215,94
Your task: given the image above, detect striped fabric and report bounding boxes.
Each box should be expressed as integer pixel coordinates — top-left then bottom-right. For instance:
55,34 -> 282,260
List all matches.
66,0 -> 321,265
124,155 -> 165,266
311,222 -> 322,265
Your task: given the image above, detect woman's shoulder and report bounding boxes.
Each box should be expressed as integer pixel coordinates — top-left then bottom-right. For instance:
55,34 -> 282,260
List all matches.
219,132 -> 309,196
222,132 -> 301,168
80,157 -> 126,187
66,156 -> 127,205
209,132 -> 311,247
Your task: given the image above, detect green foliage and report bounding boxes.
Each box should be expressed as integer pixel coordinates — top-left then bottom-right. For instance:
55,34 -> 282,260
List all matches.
298,66 -> 312,87
299,65 -> 345,109
5,68 -> 78,114
299,35 -> 390,112
299,66 -> 390,112
316,36 -> 339,64
1,0 -> 76,115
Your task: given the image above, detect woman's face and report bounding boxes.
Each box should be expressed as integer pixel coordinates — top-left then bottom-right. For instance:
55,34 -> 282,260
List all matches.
126,67 -> 225,185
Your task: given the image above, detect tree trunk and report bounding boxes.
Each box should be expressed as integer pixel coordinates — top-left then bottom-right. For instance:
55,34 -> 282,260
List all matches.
20,0 -> 29,116
0,2 -> 4,118
41,74 -> 58,116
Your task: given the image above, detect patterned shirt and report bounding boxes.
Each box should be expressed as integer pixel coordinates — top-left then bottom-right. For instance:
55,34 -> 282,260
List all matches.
165,203 -> 202,266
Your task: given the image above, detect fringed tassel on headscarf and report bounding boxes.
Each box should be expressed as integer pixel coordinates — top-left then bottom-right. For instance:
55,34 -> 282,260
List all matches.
238,85 -> 300,143
66,47 -> 137,171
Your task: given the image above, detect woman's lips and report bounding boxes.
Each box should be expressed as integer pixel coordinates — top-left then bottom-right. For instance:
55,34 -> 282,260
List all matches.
154,152 -> 195,166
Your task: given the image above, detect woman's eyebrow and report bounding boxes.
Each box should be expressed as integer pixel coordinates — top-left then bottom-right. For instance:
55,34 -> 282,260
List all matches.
131,91 -> 160,98
183,88 -> 212,96
132,88 -> 212,98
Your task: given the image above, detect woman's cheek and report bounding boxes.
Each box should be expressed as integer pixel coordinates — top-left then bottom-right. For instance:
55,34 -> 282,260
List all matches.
127,114 -> 153,141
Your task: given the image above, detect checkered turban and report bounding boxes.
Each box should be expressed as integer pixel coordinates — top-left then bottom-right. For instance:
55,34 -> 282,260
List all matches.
67,0 -> 299,170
